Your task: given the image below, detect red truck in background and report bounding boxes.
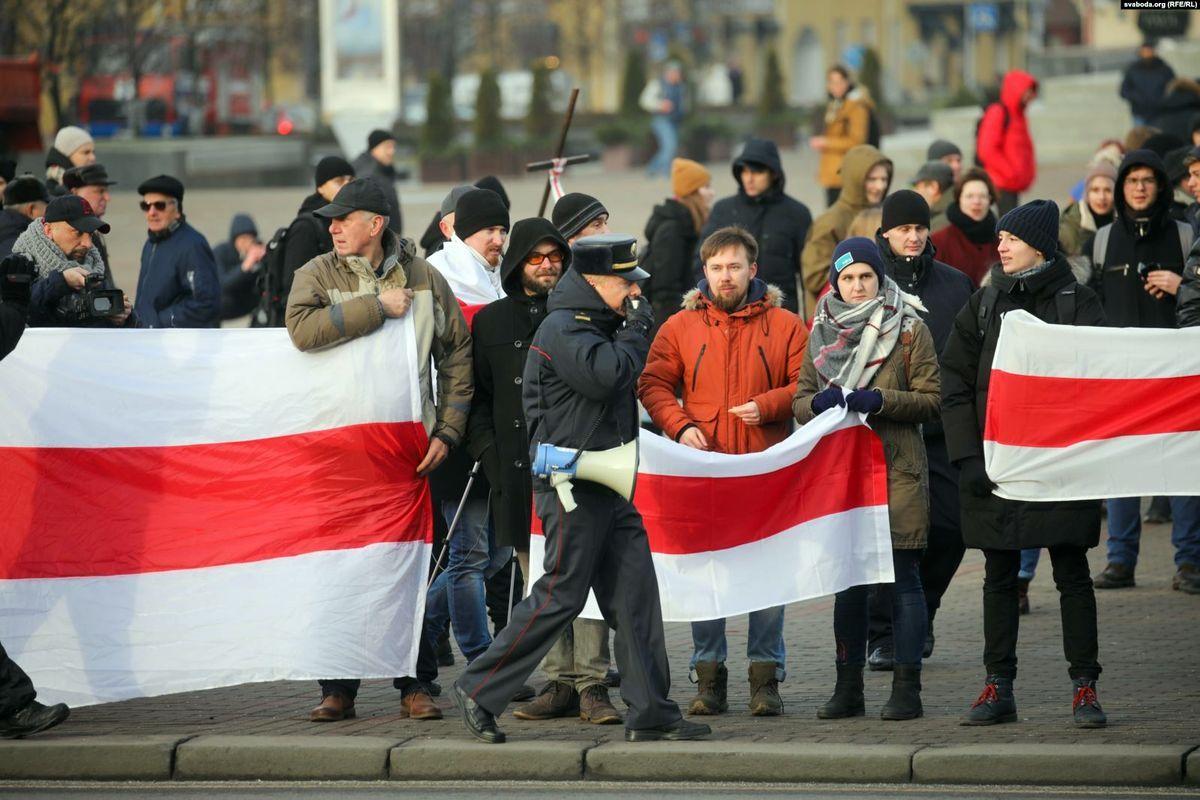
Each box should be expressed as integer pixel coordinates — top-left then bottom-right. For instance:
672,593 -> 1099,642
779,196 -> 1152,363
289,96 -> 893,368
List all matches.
0,56 -> 42,153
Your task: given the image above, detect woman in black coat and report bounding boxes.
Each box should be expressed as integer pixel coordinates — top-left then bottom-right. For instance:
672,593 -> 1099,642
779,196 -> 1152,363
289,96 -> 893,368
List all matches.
941,200 -> 1108,728
643,158 -> 713,329
467,217 -> 569,578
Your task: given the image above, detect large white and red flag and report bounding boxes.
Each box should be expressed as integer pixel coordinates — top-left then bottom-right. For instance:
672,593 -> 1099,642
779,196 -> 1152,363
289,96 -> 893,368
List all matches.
985,309 -> 1200,501
426,236 -> 502,328
0,320 -> 432,707
531,407 -> 893,621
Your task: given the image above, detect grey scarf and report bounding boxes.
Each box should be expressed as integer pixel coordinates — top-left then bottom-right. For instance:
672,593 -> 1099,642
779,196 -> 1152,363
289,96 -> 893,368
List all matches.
808,275 -> 927,390
12,218 -> 105,281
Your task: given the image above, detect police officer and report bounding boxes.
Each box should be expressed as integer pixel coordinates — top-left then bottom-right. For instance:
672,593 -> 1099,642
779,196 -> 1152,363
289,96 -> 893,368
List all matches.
451,234 -> 711,745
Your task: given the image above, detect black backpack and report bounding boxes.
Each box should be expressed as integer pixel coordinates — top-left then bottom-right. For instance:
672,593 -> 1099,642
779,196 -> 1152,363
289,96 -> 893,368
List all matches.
976,282 -> 1077,338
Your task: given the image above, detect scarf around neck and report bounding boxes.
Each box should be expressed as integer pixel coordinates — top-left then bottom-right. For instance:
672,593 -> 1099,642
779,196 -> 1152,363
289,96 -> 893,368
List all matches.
12,218 -> 105,281
809,275 -> 927,390
947,203 -> 998,245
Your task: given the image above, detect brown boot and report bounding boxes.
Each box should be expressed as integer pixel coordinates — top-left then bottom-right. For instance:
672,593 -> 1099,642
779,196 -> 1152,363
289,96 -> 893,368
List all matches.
578,684 -> 622,724
1093,562 -> 1135,589
687,661 -> 728,715
748,662 -> 783,716
400,690 -> 443,720
310,693 -> 355,722
512,681 -> 579,720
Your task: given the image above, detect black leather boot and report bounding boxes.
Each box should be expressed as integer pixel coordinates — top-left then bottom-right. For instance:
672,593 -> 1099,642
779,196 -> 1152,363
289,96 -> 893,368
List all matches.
817,663 -> 865,719
880,665 -> 923,720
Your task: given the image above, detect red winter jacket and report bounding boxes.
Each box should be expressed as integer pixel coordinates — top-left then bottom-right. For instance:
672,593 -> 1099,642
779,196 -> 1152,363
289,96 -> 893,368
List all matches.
976,70 -> 1038,194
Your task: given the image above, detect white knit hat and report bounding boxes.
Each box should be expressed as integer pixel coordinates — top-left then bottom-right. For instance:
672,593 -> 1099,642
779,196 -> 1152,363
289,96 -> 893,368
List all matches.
53,126 -> 93,157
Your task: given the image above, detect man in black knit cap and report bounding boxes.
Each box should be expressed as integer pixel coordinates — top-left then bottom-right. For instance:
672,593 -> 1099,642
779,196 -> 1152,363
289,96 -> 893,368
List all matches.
353,130 -> 402,234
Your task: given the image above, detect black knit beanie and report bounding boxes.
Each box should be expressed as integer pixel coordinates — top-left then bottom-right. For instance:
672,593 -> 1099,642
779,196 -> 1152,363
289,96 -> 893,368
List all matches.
315,156 -> 355,187
367,129 -> 395,150
996,199 -> 1060,259
881,189 -> 931,232
453,188 -> 510,240
552,192 -> 607,239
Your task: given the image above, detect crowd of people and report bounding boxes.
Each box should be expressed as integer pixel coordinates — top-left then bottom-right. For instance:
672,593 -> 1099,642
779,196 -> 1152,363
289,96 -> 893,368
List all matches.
2,58 -> 1200,744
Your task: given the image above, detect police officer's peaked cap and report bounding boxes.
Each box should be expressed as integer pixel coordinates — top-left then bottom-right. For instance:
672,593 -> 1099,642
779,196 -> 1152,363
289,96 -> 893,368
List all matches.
571,233 -> 649,281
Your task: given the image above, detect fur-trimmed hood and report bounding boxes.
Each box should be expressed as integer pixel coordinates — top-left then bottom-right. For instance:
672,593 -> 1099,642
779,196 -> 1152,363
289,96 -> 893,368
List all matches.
681,278 -> 784,312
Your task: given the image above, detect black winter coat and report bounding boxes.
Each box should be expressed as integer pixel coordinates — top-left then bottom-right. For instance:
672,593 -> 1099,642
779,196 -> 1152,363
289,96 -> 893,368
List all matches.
523,268 -> 647,490
696,139 -> 812,313
467,223 -> 562,547
1121,56 -> 1175,120
941,257 -> 1106,550
1091,151 -> 1189,329
877,233 -> 974,438
352,152 -> 402,235
1179,237 -> 1200,327
643,198 -> 696,322
0,208 -> 29,258
283,193 -> 334,300
0,301 -> 24,360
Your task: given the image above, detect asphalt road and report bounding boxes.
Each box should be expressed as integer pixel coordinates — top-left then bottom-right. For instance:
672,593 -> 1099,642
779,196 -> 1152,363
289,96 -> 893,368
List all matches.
2,783 -> 1198,800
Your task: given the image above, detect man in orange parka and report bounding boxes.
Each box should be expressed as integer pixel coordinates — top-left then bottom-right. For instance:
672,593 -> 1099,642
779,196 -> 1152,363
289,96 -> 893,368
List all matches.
638,225 -> 808,718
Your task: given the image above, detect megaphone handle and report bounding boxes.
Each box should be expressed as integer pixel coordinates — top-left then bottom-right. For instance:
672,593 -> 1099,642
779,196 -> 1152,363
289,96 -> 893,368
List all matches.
551,474 -> 578,513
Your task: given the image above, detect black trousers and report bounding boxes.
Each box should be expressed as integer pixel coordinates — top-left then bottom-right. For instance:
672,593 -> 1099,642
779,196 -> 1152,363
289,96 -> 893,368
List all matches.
0,640 -> 36,717
825,186 -> 841,207
457,485 -> 680,730
997,191 -> 1020,216
982,547 -> 1101,681
870,435 -> 964,647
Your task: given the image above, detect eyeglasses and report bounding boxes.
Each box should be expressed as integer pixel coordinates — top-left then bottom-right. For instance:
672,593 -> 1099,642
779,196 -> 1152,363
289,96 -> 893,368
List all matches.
1125,178 -> 1158,188
526,251 -> 564,266
139,200 -> 175,212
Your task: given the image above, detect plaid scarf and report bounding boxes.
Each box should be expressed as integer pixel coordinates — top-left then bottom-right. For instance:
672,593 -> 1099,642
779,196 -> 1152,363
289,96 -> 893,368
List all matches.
809,276 -> 927,390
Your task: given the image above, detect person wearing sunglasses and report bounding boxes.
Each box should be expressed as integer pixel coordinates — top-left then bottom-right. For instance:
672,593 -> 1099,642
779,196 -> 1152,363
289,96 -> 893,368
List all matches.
133,174 -> 220,328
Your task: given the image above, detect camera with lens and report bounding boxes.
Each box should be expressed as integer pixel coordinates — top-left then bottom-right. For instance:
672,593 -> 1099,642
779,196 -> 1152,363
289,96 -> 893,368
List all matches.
60,274 -> 124,323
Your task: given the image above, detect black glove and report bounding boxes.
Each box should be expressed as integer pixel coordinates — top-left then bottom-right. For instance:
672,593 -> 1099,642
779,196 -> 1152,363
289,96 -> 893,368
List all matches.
0,253 -> 35,308
958,456 -> 996,498
810,386 -> 846,414
623,296 -> 654,338
846,388 -> 883,414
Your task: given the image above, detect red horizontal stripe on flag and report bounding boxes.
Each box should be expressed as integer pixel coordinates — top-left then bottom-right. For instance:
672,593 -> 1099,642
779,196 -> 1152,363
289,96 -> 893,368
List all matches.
0,422 -> 432,580
458,299 -> 487,330
985,371 -> 1200,448
533,426 -> 888,555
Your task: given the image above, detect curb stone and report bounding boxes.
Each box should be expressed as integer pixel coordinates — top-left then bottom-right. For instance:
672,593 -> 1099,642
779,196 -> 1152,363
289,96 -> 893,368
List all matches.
1187,746 -> 1200,786
912,743 -> 1191,786
389,739 -> 587,780
0,735 -> 187,780
585,741 -> 919,783
174,735 -> 402,780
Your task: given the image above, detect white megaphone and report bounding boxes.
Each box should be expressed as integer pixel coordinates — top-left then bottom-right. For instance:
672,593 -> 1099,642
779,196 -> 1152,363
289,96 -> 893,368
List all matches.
531,439 -> 639,512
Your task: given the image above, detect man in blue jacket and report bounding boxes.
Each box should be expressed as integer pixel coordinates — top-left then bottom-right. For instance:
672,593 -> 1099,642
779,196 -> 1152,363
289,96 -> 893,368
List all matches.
133,175 -> 220,328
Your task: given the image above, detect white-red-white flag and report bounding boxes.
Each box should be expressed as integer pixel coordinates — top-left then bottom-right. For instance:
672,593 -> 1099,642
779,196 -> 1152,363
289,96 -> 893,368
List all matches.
427,236 -> 503,328
0,321 -> 432,707
530,407 -> 893,621
985,310 -> 1200,501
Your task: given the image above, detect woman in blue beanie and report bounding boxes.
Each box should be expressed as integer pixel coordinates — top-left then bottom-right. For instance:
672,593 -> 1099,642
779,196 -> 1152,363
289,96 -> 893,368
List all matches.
940,199 -> 1109,727
793,236 -> 941,721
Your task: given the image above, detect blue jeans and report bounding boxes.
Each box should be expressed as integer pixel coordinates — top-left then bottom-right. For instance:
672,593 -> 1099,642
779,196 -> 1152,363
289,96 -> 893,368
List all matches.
646,116 -> 679,177
835,549 -> 926,668
1106,496 -> 1200,568
690,606 -> 786,680
1019,548 -> 1041,581
423,498 -> 510,668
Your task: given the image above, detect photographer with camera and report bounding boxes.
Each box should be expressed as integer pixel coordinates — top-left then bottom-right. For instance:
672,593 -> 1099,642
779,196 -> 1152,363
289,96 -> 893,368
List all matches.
1088,149 -> 1199,594
13,195 -> 133,328
0,248 -> 71,738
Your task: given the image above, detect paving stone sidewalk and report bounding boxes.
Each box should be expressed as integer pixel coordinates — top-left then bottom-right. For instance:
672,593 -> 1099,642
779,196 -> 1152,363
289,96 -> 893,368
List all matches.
28,520 -> 1200,750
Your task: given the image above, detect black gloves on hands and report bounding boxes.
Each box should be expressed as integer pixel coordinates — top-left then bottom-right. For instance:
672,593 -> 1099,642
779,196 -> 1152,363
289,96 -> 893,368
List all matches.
0,253 -> 35,308
623,296 -> 654,338
811,386 -> 846,415
958,456 -> 996,498
846,388 -> 883,414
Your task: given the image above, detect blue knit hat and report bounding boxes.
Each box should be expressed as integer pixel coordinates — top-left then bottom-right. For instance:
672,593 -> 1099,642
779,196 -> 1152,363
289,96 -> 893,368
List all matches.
829,236 -> 886,298
996,199 -> 1060,259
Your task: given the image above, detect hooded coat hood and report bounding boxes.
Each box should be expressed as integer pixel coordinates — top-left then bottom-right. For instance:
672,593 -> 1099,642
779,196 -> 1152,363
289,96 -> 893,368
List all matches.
836,144 -> 892,210
999,70 -> 1038,114
499,217 -> 570,298
731,138 -> 786,198
1114,148 -> 1173,228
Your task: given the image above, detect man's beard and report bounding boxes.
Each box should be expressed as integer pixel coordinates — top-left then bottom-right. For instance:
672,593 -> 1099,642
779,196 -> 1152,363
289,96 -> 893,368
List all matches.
70,248 -> 90,263
522,271 -> 558,296
711,287 -> 748,311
